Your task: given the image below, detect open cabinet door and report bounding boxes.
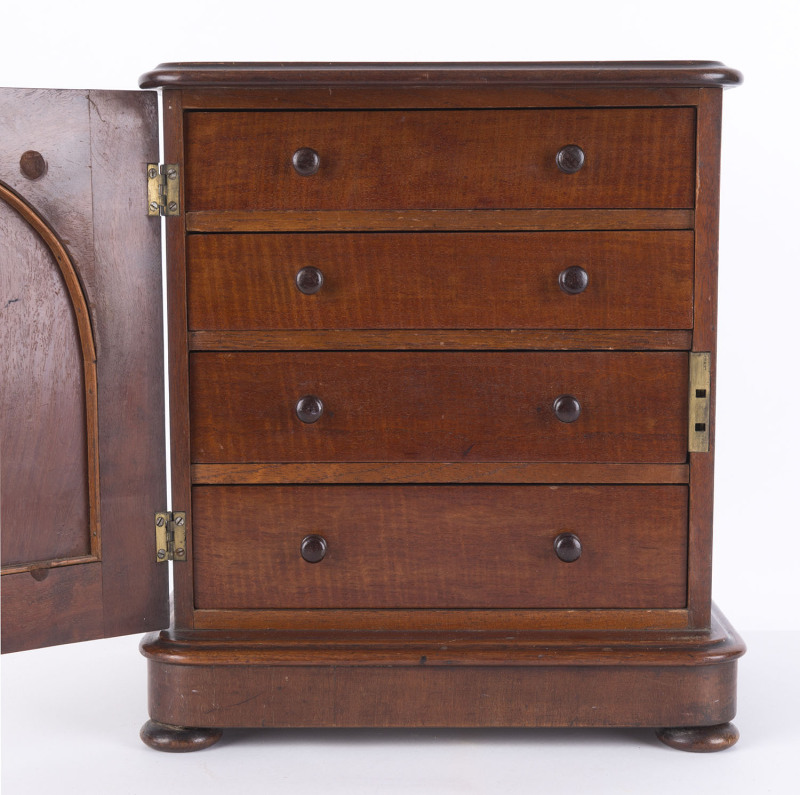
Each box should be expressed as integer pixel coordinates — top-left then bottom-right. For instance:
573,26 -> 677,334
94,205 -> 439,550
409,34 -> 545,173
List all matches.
1,89 -> 168,652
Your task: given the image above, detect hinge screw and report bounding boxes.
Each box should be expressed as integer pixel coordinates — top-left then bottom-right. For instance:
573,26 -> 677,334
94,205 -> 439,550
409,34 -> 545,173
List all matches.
168,201 -> 178,213
167,168 -> 178,180
156,549 -> 167,560
174,514 -> 185,526
155,515 -> 165,527
148,167 -> 158,179
149,201 -> 159,212
175,548 -> 185,557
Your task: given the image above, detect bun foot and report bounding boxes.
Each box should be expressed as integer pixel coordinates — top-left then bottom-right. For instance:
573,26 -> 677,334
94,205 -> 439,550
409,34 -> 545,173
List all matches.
656,722 -> 739,752
140,719 -> 223,752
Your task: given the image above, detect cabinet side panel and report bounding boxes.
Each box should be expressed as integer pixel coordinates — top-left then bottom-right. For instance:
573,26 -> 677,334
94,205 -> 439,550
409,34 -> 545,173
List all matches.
162,90 -> 195,628
87,90 -> 169,637
688,89 -> 722,628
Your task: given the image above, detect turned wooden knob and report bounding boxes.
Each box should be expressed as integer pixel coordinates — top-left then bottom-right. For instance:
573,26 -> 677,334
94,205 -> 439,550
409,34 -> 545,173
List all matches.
553,394 -> 581,423
301,534 -> 327,563
559,266 -> 589,295
554,532 -> 582,563
296,266 -> 324,295
292,147 -> 320,176
296,395 -> 324,424
556,145 -> 585,174
19,150 -> 47,180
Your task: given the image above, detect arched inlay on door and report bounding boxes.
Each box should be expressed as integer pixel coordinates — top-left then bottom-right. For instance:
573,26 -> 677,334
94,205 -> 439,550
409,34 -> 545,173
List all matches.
0,180 -> 100,573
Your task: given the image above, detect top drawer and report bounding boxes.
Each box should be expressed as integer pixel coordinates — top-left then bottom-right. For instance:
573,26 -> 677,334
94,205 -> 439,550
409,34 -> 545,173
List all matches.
184,108 -> 696,212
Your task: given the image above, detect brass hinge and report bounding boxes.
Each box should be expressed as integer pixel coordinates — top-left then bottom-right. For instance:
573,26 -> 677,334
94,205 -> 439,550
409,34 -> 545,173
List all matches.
146,163 -> 180,217
154,511 -> 187,562
689,352 -> 711,453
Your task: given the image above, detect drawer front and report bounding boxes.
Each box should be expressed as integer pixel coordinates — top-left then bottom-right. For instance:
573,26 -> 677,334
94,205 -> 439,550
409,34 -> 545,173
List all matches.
190,352 -> 688,463
184,108 -> 696,211
192,485 -> 689,609
187,231 -> 694,331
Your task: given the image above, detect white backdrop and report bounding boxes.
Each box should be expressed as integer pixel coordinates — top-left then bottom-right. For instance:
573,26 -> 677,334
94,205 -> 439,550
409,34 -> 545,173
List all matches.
2,1 -> 799,792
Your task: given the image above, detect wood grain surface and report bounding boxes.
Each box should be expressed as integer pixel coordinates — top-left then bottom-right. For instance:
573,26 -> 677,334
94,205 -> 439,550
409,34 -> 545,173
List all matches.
191,484 -> 688,609
187,231 -> 694,331
140,61 -> 743,90
142,604 -> 744,728
184,108 -> 696,211
146,660 -> 738,729
1,191 -> 92,567
191,462 -> 690,485
0,88 -> 168,652
189,351 -> 689,463
188,329 -> 694,351
0,564 -> 104,653
185,209 -> 695,233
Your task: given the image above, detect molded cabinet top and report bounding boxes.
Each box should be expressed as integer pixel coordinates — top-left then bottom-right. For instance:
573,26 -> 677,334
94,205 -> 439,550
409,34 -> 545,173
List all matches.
139,61 -> 742,90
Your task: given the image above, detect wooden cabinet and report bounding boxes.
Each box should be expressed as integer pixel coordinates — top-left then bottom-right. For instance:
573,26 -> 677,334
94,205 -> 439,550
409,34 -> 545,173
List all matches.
0,62 -> 745,754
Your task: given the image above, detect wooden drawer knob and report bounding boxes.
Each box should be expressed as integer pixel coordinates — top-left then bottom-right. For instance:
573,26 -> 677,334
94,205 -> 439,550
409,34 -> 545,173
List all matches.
554,532 -> 582,563
292,147 -> 320,176
296,395 -> 324,424
558,265 -> 589,295
20,150 -> 47,180
296,266 -> 324,295
553,394 -> 581,423
556,145 -> 585,174
301,534 -> 327,563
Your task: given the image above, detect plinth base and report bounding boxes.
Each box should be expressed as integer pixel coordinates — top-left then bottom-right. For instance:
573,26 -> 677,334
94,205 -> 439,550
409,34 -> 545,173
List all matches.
141,605 -> 743,751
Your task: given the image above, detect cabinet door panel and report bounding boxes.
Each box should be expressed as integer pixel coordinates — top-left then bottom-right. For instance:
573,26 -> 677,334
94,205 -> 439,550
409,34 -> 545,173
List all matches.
0,89 -> 167,653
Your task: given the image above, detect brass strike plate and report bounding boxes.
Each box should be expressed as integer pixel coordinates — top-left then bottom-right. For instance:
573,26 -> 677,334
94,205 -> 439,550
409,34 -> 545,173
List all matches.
147,163 -> 180,217
689,352 -> 711,453
154,511 -> 187,562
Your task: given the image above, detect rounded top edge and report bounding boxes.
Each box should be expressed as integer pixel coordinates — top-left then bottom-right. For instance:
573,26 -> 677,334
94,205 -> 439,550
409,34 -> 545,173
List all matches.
138,61 -> 743,90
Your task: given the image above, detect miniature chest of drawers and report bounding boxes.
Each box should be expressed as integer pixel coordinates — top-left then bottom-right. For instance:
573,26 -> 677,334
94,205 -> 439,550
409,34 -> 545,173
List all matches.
0,62 -> 744,752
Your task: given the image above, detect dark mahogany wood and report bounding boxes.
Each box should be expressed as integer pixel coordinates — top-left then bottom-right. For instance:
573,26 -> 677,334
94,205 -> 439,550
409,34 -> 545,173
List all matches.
140,720 -> 222,753
186,231 -> 694,331
139,61 -> 743,90
189,351 -> 688,464
191,462 -> 690,485
0,88 -> 167,653
1,564 -> 104,651
1,184 -> 96,570
184,108 -> 695,211
188,329 -> 693,351
140,606 -> 743,733
161,89 -> 195,629
186,208 -> 694,233
656,722 -> 739,752
193,607 -> 691,632
687,88 -> 723,629
191,485 -> 688,610
139,62 -> 742,751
